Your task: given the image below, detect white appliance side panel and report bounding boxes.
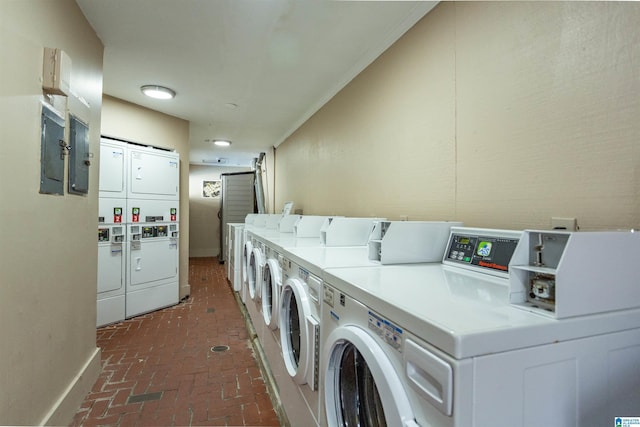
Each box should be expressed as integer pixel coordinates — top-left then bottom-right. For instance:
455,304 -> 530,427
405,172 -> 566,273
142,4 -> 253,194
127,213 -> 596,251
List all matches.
99,142 -> 126,196
128,240 -> 178,287
126,281 -> 178,318
128,149 -> 179,199
97,244 -> 125,295
471,328 -> 640,427
97,295 -> 125,327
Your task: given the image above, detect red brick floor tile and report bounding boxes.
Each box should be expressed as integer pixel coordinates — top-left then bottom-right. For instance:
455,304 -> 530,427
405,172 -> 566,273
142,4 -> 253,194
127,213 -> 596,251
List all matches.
71,258 -> 280,427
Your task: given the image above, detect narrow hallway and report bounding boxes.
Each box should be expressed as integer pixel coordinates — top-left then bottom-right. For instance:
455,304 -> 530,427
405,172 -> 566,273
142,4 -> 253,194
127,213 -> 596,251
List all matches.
72,258 -> 280,426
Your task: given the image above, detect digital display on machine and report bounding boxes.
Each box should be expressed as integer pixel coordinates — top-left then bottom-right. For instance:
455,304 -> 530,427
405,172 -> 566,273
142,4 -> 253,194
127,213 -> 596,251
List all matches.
446,234 -> 519,272
98,228 -> 109,242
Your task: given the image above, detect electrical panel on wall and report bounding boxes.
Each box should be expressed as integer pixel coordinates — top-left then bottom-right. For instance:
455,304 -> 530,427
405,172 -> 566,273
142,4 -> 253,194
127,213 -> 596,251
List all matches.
68,115 -> 90,194
40,103 -> 66,195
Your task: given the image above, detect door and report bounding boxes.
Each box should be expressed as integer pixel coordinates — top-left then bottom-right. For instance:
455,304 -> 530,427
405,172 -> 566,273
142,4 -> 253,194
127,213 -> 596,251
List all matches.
323,325 -> 415,427
241,240 -> 253,303
128,148 -> 179,199
219,172 -> 255,262
99,141 -> 126,196
279,276 -> 319,388
248,248 -> 264,301
262,258 -> 281,330
97,243 -> 124,295
129,239 -> 178,288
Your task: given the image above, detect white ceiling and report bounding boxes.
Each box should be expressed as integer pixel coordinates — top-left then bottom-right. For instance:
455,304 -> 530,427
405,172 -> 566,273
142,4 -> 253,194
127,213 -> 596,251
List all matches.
75,0 -> 437,167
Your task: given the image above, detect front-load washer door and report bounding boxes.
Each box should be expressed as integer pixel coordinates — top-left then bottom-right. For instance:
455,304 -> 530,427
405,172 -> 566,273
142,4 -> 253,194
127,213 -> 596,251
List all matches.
323,325 -> 415,427
241,240 -> 253,303
262,258 -> 281,330
280,277 -> 319,389
248,248 -> 264,301
242,241 -> 253,287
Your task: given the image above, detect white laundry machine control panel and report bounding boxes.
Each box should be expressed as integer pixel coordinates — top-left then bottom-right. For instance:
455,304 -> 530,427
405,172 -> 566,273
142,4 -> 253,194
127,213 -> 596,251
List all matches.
443,228 -> 521,278
368,310 -> 403,352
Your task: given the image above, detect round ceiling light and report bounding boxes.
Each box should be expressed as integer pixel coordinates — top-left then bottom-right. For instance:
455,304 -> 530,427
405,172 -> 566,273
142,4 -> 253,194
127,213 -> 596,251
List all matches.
141,85 -> 176,100
213,140 -> 231,147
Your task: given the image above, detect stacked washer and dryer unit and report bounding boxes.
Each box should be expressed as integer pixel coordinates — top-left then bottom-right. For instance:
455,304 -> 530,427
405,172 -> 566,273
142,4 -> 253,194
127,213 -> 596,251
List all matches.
97,137 -> 180,327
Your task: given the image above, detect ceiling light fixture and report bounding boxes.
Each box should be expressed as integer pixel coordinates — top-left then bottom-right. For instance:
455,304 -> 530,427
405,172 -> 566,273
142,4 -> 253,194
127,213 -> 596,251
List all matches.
214,140 -> 231,147
141,85 -> 176,100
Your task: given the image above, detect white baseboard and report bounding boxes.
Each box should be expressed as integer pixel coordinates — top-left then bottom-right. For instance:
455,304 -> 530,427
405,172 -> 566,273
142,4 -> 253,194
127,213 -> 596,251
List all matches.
39,347 -> 101,426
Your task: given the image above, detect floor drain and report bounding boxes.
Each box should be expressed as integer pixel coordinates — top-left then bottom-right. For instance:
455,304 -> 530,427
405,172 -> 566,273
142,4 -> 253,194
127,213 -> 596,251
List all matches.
211,345 -> 230,353
127,391 -> 163,404
207,308 -> 215,313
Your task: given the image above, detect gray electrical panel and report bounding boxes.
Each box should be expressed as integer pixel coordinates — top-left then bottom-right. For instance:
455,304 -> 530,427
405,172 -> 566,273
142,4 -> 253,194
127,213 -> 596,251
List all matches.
68,115 -> 90,194
40,104 -> 65,195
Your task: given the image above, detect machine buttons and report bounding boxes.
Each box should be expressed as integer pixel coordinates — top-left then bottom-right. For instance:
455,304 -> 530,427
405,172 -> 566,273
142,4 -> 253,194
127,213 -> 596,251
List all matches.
368,310 -> 403,352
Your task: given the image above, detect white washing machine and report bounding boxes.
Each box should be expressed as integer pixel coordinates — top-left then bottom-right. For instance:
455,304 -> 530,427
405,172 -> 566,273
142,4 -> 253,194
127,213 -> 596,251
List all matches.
240,214 -> 269,304
279,255 -> 324,427
96,198 -> 126,327
278,245 -> 384,427
320,228 -> 640,427
227,223 -> 245,292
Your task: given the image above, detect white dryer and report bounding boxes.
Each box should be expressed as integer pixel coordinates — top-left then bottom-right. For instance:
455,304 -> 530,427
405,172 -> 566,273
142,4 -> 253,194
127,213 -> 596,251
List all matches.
321,228 -> 640,427
96,198 -> 126,327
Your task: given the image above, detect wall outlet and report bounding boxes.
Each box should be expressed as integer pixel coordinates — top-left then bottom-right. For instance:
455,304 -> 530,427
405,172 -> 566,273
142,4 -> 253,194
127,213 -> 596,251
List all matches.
551,217 -> 577,231
399,215 -> 408,221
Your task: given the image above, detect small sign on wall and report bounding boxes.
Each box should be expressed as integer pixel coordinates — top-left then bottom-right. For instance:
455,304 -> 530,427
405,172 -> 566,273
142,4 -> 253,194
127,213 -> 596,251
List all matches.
202,180 -> 221,198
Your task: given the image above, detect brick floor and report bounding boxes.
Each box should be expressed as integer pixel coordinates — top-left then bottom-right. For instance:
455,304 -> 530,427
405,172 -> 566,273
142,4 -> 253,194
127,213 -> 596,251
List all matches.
72,257 -> 280,427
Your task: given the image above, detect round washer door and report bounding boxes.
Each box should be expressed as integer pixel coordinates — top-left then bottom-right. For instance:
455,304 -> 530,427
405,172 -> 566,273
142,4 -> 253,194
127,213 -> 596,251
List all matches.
248,248 -> 264,301
323,325 -> 415,427
279,277 -> 313,385
262,258 -> 281,330
242,240 -> 253,289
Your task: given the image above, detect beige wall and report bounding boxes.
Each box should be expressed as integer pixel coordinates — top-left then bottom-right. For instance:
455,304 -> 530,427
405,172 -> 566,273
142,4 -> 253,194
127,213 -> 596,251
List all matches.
101,96 -> 191,298
189,164 -> 250,257
275,2 -> 640,231
0,0 -> 103,424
